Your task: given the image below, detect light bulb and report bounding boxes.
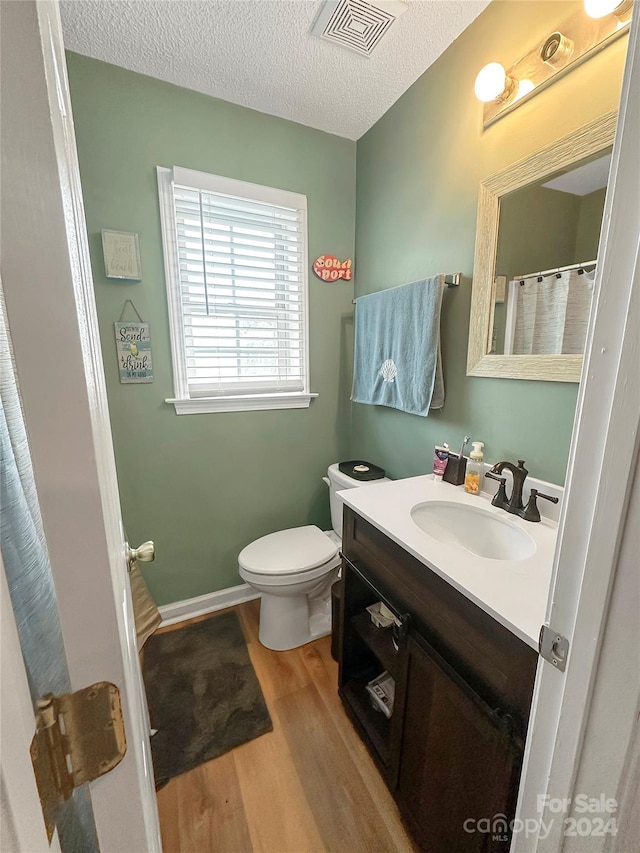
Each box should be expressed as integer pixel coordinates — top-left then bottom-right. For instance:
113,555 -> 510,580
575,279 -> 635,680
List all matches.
584,0 -> 632,18
514,80 -> 535,102
474,62 -> 515,103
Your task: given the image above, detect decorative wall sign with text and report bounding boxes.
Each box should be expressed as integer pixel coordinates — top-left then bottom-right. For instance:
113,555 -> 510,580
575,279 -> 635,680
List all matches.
312,255 -> 353,282
115,301 -> 153,383
102,230 -> 142,280
115,322 -> 153,383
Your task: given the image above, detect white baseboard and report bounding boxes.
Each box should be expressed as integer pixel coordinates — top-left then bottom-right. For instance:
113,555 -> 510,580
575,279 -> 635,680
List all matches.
158,583 -> 260,627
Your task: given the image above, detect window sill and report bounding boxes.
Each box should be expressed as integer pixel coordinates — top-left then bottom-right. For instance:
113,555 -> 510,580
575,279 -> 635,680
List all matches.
165,392 -> 318,414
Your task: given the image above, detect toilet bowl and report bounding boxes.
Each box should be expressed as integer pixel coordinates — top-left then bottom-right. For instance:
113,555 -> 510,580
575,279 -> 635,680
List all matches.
238,463 -> 388,651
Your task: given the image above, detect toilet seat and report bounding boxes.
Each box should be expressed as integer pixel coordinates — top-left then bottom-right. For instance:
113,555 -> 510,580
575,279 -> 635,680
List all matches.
238,525 -> 338,576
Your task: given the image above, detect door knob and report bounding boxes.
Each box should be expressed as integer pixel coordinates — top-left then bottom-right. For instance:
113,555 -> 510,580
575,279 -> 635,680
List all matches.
126,540 -> 155,572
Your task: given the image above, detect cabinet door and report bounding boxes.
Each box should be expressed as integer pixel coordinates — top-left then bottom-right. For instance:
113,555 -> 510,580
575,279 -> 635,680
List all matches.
397,635 -> 523,853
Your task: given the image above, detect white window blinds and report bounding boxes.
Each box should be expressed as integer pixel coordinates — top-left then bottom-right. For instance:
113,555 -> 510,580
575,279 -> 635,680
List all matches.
163,167 -> 309,404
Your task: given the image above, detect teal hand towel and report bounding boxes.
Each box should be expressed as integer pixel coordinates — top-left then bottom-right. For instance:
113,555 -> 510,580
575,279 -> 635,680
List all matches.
351,276 -> 445,416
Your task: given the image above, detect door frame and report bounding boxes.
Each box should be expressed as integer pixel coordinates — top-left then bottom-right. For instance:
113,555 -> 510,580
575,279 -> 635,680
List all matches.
0,1 -> 160,848
514,8 -> 640,851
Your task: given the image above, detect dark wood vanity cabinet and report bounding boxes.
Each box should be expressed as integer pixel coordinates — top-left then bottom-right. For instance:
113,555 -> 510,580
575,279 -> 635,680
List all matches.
338,507 -> 538,852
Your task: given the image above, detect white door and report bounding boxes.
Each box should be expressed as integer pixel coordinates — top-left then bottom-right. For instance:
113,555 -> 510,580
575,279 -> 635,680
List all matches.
0,1 -> 161,850
514,8 -> 640,853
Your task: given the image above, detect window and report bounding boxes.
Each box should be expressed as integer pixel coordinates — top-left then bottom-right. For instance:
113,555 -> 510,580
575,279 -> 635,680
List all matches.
157,166 -> 315,413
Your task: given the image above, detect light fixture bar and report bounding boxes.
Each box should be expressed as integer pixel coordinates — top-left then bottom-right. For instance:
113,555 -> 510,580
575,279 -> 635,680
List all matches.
481,3 -> 631,128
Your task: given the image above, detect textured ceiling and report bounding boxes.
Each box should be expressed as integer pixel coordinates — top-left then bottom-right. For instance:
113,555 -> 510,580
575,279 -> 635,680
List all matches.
60,0 -> 490,140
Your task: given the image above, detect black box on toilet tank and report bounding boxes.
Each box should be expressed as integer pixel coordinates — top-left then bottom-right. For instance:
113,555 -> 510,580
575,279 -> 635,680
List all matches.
338,461 -> 386,482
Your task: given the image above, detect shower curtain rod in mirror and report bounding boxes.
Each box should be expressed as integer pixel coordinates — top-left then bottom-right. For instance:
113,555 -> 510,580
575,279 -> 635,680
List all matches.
514,259 -> 597,282
352,272 -> 460,303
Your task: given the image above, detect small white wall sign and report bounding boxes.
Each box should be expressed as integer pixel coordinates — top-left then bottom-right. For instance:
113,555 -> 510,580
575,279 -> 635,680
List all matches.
102,229 -> 142,280
115,322 -> 153,383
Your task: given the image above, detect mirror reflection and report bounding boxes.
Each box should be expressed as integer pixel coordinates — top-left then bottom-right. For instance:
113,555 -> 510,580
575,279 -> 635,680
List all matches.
489,149 -> 611,356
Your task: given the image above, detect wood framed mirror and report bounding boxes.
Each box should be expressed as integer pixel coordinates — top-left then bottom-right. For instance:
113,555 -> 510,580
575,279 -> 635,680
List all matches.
466,110 -> 617,382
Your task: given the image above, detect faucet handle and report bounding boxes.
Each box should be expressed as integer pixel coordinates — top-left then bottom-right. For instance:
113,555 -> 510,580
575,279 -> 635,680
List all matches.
520,488 -> 559,522
517,459 -> 527,471
486,472 -> 508,509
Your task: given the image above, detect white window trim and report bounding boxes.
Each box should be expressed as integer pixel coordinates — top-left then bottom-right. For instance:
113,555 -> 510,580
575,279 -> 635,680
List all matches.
157,165 -> 317,414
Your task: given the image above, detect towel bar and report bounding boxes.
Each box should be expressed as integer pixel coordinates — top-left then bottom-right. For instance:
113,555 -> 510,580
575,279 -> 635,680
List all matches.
352,273 -> 461,303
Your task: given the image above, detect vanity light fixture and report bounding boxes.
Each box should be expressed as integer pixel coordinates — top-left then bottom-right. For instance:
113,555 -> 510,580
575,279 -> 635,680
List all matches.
475,0 -> 632,127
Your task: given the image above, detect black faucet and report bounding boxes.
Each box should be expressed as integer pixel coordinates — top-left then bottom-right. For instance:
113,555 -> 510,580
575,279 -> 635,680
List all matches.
487,460 -> 528,514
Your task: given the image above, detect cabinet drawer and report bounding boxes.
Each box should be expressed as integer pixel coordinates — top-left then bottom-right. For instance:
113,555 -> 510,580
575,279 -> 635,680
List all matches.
342,507 -> 537,725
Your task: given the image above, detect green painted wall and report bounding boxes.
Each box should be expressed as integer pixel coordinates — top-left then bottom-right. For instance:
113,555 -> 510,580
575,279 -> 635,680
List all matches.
67,1 -> 626,605
67,54 -> 356,605
575,188 -> 607,260
352,0 -> 627,484
497,185 -> 581,284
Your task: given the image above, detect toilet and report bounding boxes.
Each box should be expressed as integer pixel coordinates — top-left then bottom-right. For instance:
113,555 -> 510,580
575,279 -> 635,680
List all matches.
238,462 -> 388,651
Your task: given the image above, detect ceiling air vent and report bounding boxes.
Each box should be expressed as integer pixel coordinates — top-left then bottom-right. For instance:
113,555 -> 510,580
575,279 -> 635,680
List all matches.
311,0 -> 408,57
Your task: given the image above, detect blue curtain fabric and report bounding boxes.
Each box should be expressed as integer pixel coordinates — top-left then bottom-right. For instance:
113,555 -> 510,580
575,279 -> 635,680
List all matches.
0,287 -> 98,852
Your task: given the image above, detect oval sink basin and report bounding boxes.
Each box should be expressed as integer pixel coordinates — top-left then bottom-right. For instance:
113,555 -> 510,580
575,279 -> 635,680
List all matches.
410,500 -> 536,561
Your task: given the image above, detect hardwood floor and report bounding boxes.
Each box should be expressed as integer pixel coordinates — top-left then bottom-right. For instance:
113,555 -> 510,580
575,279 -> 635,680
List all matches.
155,599 -> 415,853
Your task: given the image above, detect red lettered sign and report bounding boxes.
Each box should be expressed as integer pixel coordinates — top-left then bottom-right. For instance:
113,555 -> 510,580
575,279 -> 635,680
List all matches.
312,255 -> 353,282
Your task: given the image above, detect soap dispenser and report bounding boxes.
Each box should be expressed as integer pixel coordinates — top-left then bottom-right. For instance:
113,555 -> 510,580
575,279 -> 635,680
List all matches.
464,442 -> 484,495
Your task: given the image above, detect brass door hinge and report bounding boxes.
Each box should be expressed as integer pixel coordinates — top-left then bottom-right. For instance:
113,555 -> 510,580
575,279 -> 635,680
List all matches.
30,682 -> 127,841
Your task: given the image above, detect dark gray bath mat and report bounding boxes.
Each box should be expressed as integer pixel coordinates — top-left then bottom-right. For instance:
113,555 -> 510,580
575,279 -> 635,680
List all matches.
142,611 -> 272,788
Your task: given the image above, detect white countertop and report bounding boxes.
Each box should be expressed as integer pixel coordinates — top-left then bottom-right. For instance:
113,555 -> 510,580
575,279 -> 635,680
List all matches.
339,475 -> 558,650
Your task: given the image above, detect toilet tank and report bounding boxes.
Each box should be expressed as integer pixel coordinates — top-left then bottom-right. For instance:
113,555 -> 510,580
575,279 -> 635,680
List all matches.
326,463 -> 389,537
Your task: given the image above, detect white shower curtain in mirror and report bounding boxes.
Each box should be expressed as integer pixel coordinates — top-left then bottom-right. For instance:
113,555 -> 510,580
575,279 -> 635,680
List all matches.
506,268 -> 596,355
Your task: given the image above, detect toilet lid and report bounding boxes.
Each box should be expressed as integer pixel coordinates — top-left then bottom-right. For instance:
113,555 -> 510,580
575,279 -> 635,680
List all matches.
238,525 -> 338,575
